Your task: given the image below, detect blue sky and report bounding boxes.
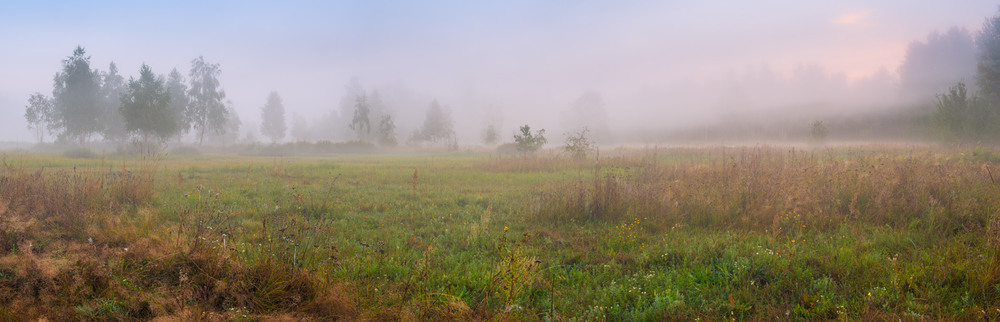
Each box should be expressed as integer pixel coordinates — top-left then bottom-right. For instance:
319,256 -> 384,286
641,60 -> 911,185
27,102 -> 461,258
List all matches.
1,1 -> 997,142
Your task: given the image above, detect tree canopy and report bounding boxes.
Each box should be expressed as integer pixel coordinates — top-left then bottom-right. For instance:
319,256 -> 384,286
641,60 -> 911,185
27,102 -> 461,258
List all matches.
24,93 -> 53,143
977,8 -> 1000,101
52,46 -> 102,143
187,56 -> 230,145
99,62 -> 129,144
421,100 -> 454,143
349,94 -> 371,141
120,64 -> 178,145
898,27 -> 977,100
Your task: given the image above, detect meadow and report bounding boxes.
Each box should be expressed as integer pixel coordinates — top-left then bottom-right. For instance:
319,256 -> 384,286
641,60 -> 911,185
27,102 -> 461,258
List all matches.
1,145 -> 999,320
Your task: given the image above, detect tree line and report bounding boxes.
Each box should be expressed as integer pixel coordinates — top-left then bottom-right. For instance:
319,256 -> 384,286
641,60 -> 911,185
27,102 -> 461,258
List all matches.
926,8 -> 1000,143
24,46 -> 235,148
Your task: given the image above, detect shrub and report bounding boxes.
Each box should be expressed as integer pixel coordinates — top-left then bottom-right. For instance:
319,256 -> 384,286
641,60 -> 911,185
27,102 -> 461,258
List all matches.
513,125 -> 546,153
563,127 -> 595,159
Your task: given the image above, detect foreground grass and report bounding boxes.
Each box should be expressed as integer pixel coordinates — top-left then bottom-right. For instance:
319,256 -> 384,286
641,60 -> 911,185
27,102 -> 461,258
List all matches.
1,146 -> 999,320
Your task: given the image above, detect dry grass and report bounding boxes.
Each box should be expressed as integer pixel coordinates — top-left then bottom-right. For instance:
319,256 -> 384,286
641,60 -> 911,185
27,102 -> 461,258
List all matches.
536,146 -> 1000,237
0,156 -> 358,320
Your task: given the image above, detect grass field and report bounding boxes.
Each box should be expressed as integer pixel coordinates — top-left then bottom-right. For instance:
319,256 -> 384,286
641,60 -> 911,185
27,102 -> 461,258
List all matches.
1,145 -> 1000,320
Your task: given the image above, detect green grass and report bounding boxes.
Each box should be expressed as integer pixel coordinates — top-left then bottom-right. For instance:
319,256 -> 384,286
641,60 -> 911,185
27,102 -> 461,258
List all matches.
0,146 -> 999,319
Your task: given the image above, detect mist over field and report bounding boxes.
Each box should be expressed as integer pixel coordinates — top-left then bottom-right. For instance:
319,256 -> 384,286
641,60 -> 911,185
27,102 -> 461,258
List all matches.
2,1 -> 999,149
10,3 -> 1000,319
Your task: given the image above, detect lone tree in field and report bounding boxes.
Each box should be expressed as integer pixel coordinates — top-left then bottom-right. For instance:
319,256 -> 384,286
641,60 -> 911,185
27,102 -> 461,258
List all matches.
514,124 -> 546,153
349,94 -> 371,141
187,56 -> 230,146
260,91 -> 286,143
52,46 -> 102,143
24,93 -> 53,143
120,64 -> 178,145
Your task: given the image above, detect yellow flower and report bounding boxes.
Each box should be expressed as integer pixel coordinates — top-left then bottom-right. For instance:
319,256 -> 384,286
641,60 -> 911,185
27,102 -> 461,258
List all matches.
504,226 -> 509,231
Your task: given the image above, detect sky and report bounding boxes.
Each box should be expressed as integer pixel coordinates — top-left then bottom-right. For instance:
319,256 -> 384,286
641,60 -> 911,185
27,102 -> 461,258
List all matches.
0,1 -> 997,143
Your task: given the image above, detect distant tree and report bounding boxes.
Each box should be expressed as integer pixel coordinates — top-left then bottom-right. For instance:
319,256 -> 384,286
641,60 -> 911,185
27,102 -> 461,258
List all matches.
368,90 -> 387,127
260,91 -> 286,143
563,127 -> 594,159
24,93 -> 53,143
976,7 -> 1000,102
51,46 -> 102,143
421,100 -> 454,143
936,82 -> 968,140
809,120 -> 829,143
481,104 -> 503,146
120,64 -> 177,145
514,124 -> 546,153
207,102 -> 242,146
165,68 -> 190,139
187,56 -> 230,146
99,62 -> 128,144
898,27 -> 977,100
481,124 -> 500,146
406,129 -> 427,146
933,82 -> 992,141
376,114 -> 398,146
349,94 -> 371,141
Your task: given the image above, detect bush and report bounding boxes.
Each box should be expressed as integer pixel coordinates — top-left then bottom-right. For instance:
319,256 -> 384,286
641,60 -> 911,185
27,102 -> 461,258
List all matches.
563,127 -> 595,159
513,125 -> 546,153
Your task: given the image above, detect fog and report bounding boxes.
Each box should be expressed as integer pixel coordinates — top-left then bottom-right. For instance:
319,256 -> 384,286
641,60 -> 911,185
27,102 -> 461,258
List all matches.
1,1 -> 996,147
